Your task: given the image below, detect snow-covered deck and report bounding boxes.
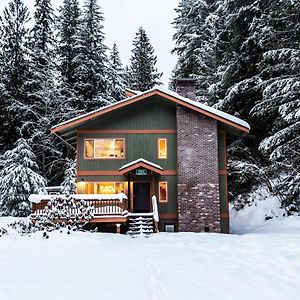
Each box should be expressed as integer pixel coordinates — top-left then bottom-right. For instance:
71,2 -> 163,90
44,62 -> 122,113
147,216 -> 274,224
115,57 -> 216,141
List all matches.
30,193 -> 129,223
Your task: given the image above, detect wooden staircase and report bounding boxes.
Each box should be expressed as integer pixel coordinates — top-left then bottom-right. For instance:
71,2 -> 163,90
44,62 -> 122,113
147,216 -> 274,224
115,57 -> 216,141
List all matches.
127,213 -> 154,237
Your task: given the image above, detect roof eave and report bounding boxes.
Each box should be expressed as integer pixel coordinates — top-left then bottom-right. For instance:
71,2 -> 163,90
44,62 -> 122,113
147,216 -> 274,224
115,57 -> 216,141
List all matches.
51,88 -> 250,135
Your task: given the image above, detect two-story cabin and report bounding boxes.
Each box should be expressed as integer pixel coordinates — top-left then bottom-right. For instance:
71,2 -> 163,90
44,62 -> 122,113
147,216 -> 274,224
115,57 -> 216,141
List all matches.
50,79 -> 250,233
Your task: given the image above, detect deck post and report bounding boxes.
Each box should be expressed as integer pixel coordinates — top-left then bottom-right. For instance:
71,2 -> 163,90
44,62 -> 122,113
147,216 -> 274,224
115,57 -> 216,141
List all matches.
116,223 -> 121,234
154,220 -> 159,233
127,172 -> 131,210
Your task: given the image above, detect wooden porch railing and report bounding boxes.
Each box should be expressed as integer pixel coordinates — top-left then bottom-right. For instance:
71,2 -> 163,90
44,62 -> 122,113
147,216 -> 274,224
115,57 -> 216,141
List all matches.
32,198 -> 128,217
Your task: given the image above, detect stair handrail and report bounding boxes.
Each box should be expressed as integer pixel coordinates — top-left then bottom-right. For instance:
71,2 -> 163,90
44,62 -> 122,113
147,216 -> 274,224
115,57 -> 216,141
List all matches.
152,195 -> 159,233
152,195 -> 159,222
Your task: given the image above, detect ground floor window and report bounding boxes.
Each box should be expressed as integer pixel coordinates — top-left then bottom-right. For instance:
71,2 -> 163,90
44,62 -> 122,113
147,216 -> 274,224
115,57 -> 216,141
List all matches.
159,181 -> 168,202
78,182 -> 125,194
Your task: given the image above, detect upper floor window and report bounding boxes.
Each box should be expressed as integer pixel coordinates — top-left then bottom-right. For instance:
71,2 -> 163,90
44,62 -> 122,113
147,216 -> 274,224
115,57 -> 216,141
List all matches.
158,138 -> 167,159
85,138 -> 125,159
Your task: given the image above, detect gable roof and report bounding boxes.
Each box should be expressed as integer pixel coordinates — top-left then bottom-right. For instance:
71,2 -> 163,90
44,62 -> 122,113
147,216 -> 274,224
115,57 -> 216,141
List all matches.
119,158 -> 163,175
51,87 -> 250,136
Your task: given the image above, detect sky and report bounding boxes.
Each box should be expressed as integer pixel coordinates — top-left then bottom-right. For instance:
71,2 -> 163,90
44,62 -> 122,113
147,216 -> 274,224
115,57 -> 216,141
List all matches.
0,0 -> 180,87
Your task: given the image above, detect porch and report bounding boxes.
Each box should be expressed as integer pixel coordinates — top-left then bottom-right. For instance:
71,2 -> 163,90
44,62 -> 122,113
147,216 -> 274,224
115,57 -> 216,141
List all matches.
29,193 -> 159,234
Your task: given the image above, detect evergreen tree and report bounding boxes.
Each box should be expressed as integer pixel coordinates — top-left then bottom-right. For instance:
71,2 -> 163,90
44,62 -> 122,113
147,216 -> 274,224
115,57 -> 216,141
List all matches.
171,0 -> 220,103
56,0 -> 81,88
124,65 -> 132,88
0,0 -> 32,151
172,0 -> 300,210
107,43 -> 126,101
27,0 -> 58,179
0,139 -> 46,217
61,159 -> 77,195
74,0 -> 110,111
129,27 -> 162,91
249,1 -> 300,210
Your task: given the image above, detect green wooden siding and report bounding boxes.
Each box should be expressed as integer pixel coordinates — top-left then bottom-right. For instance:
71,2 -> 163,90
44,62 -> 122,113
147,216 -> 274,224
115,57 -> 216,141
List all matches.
218,132 -> 226,170
218,132 -> 229,233
77,96 -> 176,131
77,97 -> 177,172
155,175 -> 177,214
78,133 -> 177,171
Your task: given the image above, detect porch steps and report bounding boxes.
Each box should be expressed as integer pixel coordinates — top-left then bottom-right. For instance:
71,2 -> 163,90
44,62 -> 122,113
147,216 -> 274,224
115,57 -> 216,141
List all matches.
127,214 -> 154,237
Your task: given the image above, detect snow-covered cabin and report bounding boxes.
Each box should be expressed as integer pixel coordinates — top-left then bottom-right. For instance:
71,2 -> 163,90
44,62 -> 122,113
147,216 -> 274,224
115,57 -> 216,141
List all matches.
47,79 -> 250,233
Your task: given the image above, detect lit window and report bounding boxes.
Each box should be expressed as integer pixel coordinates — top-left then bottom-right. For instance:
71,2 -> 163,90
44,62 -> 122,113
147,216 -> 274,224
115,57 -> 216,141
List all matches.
158,138 -> 167,159
85,140 -> 94,158
84,139 -> 125,159
159,182 -> 168,202
85,183 -> 94,194
95,182 -> 125,194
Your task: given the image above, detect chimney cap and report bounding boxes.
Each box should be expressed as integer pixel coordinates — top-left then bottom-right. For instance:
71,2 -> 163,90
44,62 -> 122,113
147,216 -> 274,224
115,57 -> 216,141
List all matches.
175,78 -> 197,86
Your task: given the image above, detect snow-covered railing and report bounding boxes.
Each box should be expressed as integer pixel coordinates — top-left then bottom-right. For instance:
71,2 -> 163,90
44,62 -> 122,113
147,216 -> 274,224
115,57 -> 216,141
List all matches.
30,193 -> 128,217
152,195 -> 159,233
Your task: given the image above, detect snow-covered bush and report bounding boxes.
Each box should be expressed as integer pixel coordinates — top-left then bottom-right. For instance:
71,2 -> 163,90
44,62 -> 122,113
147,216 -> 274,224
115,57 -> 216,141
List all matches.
61,159 -> 77,195
0,139 -> 46,217
31,196 -> 95,233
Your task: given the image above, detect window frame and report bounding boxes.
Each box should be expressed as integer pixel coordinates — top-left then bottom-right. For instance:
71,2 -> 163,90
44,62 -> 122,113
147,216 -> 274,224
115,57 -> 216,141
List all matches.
84,138 -> 125,160
158,138 -> 168,159
95,182 -> 125,194
158,181 -> 168,203
79,181 -> 126,194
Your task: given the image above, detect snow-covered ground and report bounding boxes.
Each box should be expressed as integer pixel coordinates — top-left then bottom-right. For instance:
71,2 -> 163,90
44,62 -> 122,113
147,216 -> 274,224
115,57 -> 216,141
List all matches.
1,213 -> 300,300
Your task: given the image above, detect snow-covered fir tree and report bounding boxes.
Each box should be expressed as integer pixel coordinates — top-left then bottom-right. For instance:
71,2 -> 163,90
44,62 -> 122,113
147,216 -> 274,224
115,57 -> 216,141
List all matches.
107,42 -> 126,101
61,159 -> 77,195
172,0 -> 300,210
124,65 -> 132,88
0,139 -> 46,217
74,0 -> 111,111
249,1 -> 300,211
171,0 -> 220,103
56,0 -> 81,97
25,0 -> 78,183
129,27 -> 162,91
0,0 -> 32,151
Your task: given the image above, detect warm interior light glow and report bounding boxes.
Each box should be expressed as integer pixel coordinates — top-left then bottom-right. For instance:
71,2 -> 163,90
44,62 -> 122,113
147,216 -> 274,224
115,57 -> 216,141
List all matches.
85,139 -> 125,158
77,182 -> 126,194
159,182 -> 168,202
85,140 -> 94,158
96,182 -> 125,194
158,138 -> 167,159
85,183 -> 94,194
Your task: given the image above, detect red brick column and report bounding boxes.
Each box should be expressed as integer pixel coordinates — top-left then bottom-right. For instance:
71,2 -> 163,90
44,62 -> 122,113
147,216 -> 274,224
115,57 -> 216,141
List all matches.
176,105 -> 220,232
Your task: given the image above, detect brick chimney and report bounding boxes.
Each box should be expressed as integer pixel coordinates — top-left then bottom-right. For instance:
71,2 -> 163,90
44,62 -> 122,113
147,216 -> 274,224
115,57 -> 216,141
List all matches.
175,78 -> 197,100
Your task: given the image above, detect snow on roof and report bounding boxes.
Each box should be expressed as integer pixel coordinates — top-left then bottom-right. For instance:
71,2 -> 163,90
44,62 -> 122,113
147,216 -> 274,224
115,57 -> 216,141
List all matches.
51,87 -> 250,131
157,87 -> 250,130
51,89 -> 152,130
29,193 -> 128,204
119,158 -> 163,171
125,87 -> 141,95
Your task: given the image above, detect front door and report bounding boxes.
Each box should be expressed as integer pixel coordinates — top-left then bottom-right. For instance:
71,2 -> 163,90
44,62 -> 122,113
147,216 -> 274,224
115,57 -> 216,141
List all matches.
133,182 -> 150,213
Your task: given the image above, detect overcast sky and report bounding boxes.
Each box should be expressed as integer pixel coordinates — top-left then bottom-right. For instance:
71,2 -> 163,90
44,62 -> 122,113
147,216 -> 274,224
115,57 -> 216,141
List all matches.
0,0 -> 180,87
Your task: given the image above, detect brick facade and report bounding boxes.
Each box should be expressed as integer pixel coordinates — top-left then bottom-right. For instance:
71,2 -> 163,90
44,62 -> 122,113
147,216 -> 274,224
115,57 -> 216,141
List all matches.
176,105 -> 221,232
